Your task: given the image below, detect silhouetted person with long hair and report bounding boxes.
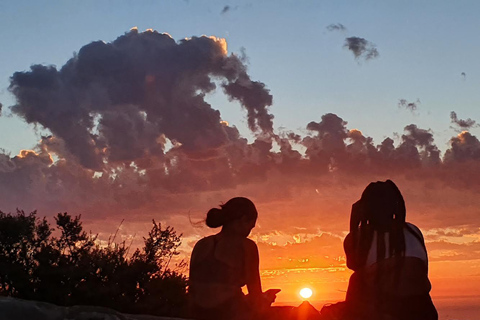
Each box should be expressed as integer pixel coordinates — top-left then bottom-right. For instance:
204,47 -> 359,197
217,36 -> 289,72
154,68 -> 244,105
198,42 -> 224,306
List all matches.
189,197 -> 279,320
343,180 -> 437,320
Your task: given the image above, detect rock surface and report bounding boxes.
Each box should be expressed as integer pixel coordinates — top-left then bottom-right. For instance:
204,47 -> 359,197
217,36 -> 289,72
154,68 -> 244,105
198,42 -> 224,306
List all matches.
0,297 -> 184,320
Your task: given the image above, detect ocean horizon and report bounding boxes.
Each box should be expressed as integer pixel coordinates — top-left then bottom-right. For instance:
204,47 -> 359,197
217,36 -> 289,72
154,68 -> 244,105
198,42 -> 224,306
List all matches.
275,295 -> 480,320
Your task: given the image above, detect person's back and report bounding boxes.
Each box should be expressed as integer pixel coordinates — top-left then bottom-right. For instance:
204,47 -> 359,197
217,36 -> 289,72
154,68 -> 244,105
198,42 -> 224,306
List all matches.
188,197 -> 278,320
189,235 -> 249,315
342,180 -> 437,320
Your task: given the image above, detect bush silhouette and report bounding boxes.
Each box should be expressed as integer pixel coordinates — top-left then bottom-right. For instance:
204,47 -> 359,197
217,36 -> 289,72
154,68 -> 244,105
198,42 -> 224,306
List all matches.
0,210 -> 188,317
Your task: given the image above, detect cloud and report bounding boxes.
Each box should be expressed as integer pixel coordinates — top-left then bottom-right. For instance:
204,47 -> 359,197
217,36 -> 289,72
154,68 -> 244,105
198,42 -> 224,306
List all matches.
428,226 -> 480,239
344,37 -> 379,61
444,131 -> 480,163
0,102 -> 2,116
221,5 -> 238,15
398,98 -> 420,113
9,30 -> 273,170
450,111 -> 477,131
326,23 -> 347,32
3,30 -> 480,274
427,240 -> 480,262
399,124 -> 440,166
2,108 -> 480,236
221,5 -> 230,14
303,113 -> 349,172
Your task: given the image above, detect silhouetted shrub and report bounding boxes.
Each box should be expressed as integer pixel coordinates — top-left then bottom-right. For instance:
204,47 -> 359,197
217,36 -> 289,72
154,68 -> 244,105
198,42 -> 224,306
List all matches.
0,210 -> 188,317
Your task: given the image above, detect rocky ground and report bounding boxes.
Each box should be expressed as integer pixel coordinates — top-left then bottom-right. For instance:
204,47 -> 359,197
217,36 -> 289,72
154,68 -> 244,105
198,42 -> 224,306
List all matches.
0,297 -> 327,320
0,297 -> 182,320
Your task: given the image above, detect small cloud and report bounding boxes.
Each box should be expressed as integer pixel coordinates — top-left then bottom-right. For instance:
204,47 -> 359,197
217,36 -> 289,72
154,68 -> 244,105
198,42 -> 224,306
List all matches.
326,23 -> 347,32
398,98 -> 420,113
221,5 -> 230,14
238,47 -> 249,64
221,5 -> 238,15
450,111 -> 477,131
344,36 -> 379,61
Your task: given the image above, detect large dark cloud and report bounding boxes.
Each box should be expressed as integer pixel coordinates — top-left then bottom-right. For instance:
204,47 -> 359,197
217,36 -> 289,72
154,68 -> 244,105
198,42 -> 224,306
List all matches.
398,124 -> 440,166
303,113 -> 349,172
9,30 -> 273,170
444,131 -> 480,162
344,37 -> 379,61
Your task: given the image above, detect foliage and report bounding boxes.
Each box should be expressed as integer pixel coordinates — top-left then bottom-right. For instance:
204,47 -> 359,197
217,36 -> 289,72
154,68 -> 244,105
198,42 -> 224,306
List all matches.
0,210 -> 188,317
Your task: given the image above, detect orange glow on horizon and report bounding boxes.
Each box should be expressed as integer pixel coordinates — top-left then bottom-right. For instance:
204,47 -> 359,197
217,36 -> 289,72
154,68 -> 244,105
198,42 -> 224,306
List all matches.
79,178 -> 480,308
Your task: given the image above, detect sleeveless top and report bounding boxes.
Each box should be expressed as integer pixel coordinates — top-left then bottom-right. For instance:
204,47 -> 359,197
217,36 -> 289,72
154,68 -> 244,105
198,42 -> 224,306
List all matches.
189,235 -> 247,308
365,222 -> 427,267
349,222 -> 432,297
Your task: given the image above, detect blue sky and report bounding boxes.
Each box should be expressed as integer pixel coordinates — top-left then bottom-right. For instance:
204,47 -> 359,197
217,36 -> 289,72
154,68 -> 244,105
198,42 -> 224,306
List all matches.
1,0 -> 479,155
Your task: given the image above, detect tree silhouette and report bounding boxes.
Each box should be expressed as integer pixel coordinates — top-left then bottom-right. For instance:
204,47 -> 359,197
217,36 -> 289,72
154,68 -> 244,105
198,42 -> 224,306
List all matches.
0,210 -> 187,317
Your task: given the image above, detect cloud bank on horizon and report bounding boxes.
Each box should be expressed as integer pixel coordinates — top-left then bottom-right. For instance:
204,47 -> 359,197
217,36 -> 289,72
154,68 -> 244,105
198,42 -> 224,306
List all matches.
1,30 -> 480,271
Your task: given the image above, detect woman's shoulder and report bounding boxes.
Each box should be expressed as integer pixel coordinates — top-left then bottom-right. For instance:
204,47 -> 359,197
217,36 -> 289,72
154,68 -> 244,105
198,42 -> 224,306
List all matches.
192,235 -> 216,254
405,222 -> 424,239
242,238 -> 258,251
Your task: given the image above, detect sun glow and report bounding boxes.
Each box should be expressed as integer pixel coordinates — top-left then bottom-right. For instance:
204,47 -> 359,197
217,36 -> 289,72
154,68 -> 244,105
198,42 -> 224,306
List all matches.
299,287 -> 313,299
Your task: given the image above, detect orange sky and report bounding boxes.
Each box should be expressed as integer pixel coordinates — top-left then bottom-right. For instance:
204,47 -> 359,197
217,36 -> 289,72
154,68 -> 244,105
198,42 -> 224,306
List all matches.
83,173 -> 480,306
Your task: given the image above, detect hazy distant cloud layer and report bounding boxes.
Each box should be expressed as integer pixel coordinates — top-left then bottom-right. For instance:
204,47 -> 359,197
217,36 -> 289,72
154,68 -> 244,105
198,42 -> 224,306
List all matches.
326,23 -> 347,32
344,36 -> 379,61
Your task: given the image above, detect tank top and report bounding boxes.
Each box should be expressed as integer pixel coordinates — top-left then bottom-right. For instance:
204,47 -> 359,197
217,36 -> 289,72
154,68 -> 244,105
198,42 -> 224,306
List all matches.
365,222 -> 428,267
190,235 -> 246,288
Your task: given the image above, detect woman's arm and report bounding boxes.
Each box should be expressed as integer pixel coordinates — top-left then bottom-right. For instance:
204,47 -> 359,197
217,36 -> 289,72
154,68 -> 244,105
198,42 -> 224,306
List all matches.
345,200 -> 365,271
244,239 -> 279,309
344,232 -> 360,271
244,239 -> 262,298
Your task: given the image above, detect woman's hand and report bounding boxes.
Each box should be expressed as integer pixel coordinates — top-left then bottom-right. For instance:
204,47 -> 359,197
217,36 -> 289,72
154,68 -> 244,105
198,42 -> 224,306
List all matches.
263,289 -> 281,305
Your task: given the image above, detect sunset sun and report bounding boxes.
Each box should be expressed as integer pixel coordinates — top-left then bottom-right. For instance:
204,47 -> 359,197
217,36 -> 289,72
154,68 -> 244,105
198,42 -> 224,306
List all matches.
299,288 -> 313,299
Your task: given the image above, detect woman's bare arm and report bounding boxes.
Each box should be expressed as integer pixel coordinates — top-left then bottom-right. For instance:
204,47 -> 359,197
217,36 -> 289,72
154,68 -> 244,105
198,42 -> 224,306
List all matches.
244,238 -> 262,298
344,232 -> 361,271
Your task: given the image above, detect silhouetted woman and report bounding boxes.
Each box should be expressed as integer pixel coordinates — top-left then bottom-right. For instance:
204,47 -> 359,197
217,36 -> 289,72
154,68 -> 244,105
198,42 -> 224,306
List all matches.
343,180 -> 437,320
189,197 -> 279,320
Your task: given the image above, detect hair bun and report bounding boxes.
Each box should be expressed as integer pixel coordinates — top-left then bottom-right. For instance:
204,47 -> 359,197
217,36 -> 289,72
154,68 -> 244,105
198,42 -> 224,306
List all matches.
206,208 -> 224,228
